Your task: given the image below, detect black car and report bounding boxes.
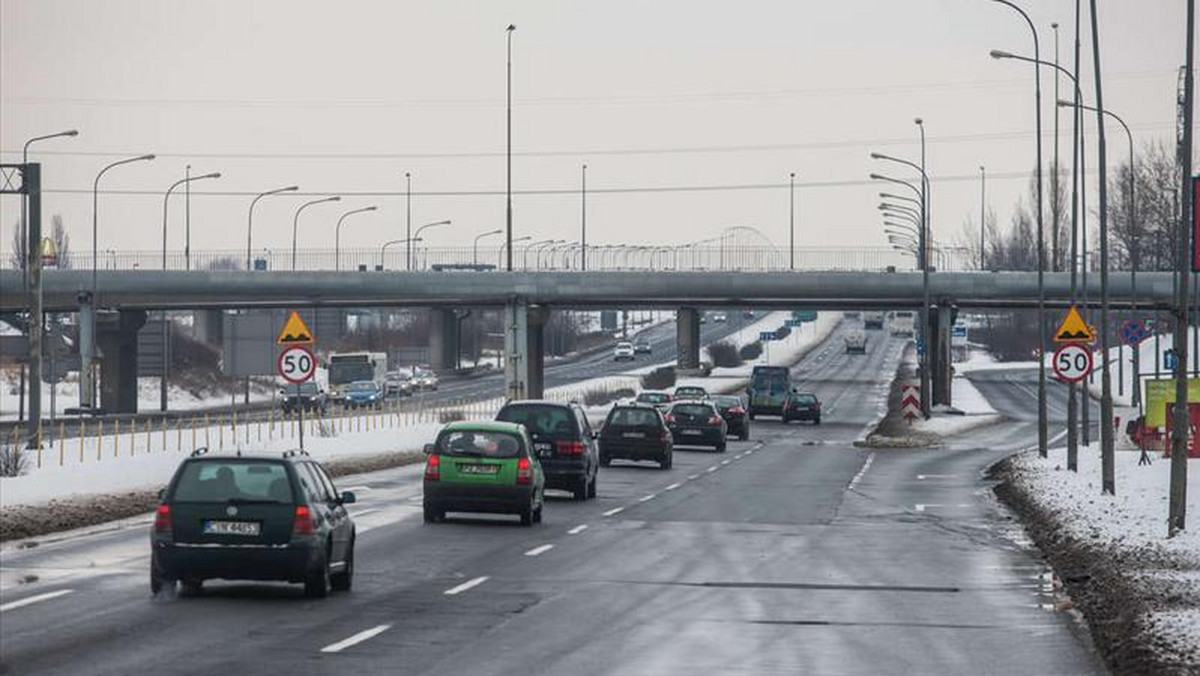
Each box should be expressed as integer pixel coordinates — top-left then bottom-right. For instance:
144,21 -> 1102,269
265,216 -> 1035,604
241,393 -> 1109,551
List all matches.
711,395 -> 750,441
496,400 -> 599,500
783,392 -> 822,424
280,382 -> 327,414
150,450 -> 356,598
599,405 -> 673,469
665,401 -> 727,452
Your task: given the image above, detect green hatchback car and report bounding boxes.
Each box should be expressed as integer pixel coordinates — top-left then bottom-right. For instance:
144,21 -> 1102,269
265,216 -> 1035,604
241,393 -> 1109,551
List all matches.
423,421 -> 545,526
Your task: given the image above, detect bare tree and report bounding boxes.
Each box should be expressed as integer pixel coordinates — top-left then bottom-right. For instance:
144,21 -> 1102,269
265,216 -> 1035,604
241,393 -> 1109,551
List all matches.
8,213 -> 71,269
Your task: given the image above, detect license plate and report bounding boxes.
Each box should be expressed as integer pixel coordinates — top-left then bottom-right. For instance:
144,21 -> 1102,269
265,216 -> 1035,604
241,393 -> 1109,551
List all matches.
681,429 -> 703,436
203,520 -> 261,536
622,432 -> 646,439
459,463 -> 500,475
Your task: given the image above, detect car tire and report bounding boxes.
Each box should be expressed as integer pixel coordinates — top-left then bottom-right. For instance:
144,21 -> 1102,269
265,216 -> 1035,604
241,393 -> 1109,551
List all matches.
748,411 -> 756,421
150,555 -> 174,597
587,473 -> 598,499
305,550 -> 331,599
716,442 -> 727,453
331,540 -> 354,592
600,454 -> 611,468
520,500 -> 535,526
423,503 -> 443,523
532,500 -> 543,524
573,477 -> 588,501
660,454 -> 672,470
740,430 -> 749,442
814,416 -> 821,426
179,579 -> 204,597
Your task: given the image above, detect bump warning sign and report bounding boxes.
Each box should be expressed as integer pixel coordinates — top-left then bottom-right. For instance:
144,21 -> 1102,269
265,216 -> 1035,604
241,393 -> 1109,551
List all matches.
276,311 -> 314,345
1053,306 -> 1095,344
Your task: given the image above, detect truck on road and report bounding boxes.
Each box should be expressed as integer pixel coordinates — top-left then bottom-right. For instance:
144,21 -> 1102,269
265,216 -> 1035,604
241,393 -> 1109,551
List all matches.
844,329 -> 867,354
863,311 -> 885,330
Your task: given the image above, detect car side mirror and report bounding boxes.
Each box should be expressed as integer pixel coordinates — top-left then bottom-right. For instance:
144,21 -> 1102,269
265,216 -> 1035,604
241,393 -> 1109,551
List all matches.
423,443 -> 436,456
157,488 -> 165,500
340,491 -> 357,505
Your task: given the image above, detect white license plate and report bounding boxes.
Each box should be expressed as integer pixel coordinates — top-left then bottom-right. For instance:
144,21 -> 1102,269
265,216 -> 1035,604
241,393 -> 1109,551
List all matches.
203,520 -> 261,536
460,463 -> 500,475
681,429 -> 704,436
622,432 -> 646,439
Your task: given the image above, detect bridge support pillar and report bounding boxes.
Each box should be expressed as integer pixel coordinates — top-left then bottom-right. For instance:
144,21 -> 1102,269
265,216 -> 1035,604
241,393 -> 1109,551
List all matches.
193,310 -> 224,345
676,307 -> 701,371
932,302 -> 953,407
97,309 -> 147,414
429,308 -> 460,373
504,300 -> 548,401
78,293 -> 96,409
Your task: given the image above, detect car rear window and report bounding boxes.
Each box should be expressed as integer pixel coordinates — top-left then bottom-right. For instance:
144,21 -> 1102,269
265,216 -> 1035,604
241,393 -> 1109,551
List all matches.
496,404 -> 578,440
712,396 -> 742,409
791,394 -> 818,405
672,403 -> 714,419
173,460 -> 294,504
676,387 -> 705,396
437,430 -> 523,458
636,392 -> 669,404
606,407 -> 662,428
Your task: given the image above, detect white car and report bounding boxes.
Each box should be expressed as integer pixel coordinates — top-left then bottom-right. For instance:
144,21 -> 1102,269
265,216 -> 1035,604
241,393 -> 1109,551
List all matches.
712,312 -> 728,323
613,342 -> 636,361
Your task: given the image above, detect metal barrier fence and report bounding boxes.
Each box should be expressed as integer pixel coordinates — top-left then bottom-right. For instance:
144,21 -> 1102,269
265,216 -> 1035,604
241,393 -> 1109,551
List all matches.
40,245 -> 977,273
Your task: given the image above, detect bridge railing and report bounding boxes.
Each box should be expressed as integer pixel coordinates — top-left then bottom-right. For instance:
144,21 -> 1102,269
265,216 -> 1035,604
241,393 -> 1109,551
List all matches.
34,245 -> 981,273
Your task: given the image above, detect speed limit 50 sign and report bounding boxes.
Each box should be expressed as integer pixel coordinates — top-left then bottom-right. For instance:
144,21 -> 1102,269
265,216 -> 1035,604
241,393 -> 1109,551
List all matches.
1052,343 -> 1093,383
278,345 -> 317,384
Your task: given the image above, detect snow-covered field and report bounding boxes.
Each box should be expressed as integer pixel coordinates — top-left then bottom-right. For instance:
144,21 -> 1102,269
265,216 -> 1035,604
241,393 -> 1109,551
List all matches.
896,348 -> 1003,439
1087,326 -> 1200,407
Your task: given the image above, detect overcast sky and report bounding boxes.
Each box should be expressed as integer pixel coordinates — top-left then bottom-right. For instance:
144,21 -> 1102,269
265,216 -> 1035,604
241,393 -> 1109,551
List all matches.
0,0 -> 1191,268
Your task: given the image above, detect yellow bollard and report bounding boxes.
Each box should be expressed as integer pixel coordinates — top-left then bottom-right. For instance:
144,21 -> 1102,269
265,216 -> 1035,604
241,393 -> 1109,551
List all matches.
161,418 -> 168,452
79,420 -> 86,463
218,415 -> 224,450
203,415 -> 210,450
58,422 -> 65,467
97,419 -> 104,461
113,419 -> 121,458
143,418 -> 150,454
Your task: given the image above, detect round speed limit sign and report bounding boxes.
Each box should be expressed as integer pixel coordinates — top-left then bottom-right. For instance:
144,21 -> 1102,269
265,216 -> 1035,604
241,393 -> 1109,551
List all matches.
1052,343 -> 1093,383
278,345 -> 317,385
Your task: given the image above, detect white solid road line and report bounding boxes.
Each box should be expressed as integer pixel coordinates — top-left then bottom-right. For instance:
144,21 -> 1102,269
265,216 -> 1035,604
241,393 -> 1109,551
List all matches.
567,524 -> 588,535
914,504 -> 941,512
0,589 -> 74,613
916,474 -> 956,480
524,544 -> 555,557
664,482 -> 682,491
639,494 -> 656,502
320,624 -> 392,653
602,507 -> 625,517
444,576 -> 490,596
848,452 -> 876,489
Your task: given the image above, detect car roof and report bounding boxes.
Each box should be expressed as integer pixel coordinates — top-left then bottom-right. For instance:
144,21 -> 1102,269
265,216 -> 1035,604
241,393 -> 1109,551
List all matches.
442,420 -> 528,435
503,399 -> 575,409
637,390 -> 669,396
676,386 -> 706,391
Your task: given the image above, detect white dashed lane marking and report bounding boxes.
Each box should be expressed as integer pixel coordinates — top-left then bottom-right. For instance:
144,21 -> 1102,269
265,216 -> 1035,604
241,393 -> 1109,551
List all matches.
0,589 -> 74,613
639,494 -> 657,502
524,544 -> 555,557
567,525 -> 588,535
320,624 -> 392,653
444,576 -> 489,596
664,482 -> 682,491
602,507 -> 625,517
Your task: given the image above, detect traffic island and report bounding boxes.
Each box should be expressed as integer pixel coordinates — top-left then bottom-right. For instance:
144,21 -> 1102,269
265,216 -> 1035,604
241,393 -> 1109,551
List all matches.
992,449 -> 1200,676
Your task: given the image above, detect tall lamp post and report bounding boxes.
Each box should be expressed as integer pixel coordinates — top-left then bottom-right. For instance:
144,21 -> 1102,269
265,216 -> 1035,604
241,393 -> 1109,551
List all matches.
789,172 -> 797,270
292,196 -> 341,271
581,163 -> 588,271
505,24 -> 516,271
247,185 -> 299,270
474,228 -> 504,265
500,235 -> 532,268
334,205 -> 378,271
412,219 -> 451,269
380,237 -> 422,270
86,153 -> 155,409
161,170 -> 220,412
979,166 -> 987,269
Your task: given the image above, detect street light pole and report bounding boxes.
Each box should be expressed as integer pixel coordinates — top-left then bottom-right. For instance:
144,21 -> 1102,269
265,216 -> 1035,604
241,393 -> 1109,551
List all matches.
789,172 -> 796,271
380,237 -> 422,270
989,2 -> 1045,459
335,206 -> 378,271
979,166 -> 986,270
405,172 -> 412,271
247,185 -> 299,270
500,235 -> 532,268
412,219 -> 452,264
292,196 -> 341,271
86,153 -> 154,409
505,24 -> 516,272
581,163 -> 588,271
473,228 -> 504,265
163,172 -> 221,270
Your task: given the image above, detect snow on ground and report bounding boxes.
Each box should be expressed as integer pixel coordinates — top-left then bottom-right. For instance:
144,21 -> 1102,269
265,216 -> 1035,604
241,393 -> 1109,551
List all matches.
955,349 -> 1036,375
1008,444 -> 1200,661
901,348 -> 1003,438
1086,326 -> 1200,408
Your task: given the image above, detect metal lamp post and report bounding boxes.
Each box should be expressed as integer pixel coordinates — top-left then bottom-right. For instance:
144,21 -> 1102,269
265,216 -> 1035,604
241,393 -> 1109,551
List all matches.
334,206 -> 378,271
380,237 -> 422,270
474,228 -> 504,265
500,235 -> 532,268
979,166 -> 987,270
412,220 -> 451,269
505,24 -> 516,271
247,186 -> 299,270
292,196 -> 341,270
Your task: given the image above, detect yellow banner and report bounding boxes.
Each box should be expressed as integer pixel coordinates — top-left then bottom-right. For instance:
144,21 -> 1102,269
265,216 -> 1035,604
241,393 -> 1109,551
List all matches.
1144,378 -> 1200,427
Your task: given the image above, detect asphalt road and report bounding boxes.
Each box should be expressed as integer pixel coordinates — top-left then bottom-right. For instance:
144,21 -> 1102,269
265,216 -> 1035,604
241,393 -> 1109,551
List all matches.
0,326 -> 1107,676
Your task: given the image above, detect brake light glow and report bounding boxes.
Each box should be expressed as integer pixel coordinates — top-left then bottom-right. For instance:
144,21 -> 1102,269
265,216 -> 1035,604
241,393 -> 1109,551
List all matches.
292,505 -> 315,535
424,454 -> 441,481
555,440 -> 587,456
154,504 -> 172,533
516,457 -> 532,484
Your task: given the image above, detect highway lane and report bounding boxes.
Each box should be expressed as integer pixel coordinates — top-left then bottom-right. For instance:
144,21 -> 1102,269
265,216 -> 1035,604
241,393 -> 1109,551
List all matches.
0,326 -> 1104,675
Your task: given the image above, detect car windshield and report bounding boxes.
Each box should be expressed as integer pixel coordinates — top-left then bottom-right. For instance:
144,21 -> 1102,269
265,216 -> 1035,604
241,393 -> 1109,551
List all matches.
437,430 -> 523,458
349,381 -> 377,392
285,382 -> 318,395
712,396 -> 743,409
637,392 -> 669,404
672,403 -> 714,420
606,407 -> 662,429
791,394 -> 818,405
496,404 -> 577,440
173,460 -> 294,504
617,343 -> 633,349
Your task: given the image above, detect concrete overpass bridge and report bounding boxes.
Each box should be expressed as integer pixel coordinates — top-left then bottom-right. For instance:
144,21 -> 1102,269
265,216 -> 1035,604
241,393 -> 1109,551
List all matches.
2,269 -> 1178,421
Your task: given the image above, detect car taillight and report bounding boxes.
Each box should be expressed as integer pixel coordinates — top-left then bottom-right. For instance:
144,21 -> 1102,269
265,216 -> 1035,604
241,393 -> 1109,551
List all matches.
555,440 -> 586,456
424,454 -> 441,481
708,415 -> 722,425
154,504 -> 172,533
516,457 -> 532,484
729,407 -> 745,415
292,505 -> 315,536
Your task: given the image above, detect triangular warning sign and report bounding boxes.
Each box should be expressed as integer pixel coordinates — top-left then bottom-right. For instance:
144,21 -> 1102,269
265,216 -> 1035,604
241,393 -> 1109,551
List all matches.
1053,306 -> 1094,343
276,311 -> 314,345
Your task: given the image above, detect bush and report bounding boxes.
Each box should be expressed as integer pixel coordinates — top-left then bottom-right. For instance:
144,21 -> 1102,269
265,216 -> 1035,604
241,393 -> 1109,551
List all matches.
739,341 -> 763,360
774,326 -> 791,340
0,442 -> 28,478
640,366 -> 677,390
706,340 -> 743,368
583,387 -> 636,407
439,409 -> 465,424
